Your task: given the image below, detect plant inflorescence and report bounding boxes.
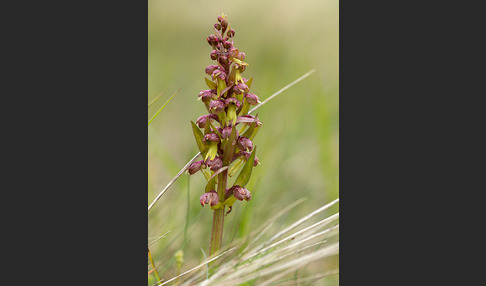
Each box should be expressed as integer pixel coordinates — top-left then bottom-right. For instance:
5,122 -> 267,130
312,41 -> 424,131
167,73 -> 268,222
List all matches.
188,13 -> 262,257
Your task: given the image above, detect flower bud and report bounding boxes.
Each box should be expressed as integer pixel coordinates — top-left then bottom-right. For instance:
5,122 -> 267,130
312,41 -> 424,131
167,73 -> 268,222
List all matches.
245,93 -> 260,105
236,115 -> 261,125
212,69 -> 227,81
198,89 -> 216,103
221,126 -> 237,139
228,47 -> 239,59
210,50 -> 218,60
220,18 -> 228,34
230,185 -> 251,201
223,40 -> 232,49
214,23 -> 221,30
227,29 -> 235,38
217,16 -> 223,23
207,34 -> 218,46
233,82 -> 249,94
205,156 -> 223,171
209,99 -> 225,113
236,52 -> 246,61
237,136 -> 253,151
233,151 -> 259,166
188,160 -> 205,175
203,132 -> 220,143
205,65 -> 219,76
218,55 -> 229,67
225,97 -> 241,109
196,113 -> 218,128
200,190 -> 219,207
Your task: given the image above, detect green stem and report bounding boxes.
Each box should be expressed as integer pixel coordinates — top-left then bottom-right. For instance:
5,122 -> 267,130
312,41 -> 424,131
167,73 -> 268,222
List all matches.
209,171 -> 227,257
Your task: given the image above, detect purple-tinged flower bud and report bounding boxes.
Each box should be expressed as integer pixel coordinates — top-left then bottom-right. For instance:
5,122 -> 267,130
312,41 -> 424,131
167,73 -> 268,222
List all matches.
188,160 -> 205,175
200,190 -> 219,207
221,126 -> 232,139
218,55 -> 229,67
221,126 -> 239,139
244,93 -> 260,105
209,99 -> 225,113
196,114 -> 219,128
203,132 -> 220,143
233,82 -> 249,94
205,65 -> 219,76
223,41 -> 232,49
216,43 -> 221,50
244,189 -> 252,200
214,126 -> 223,134
230,185 -> 251,201
217,16 -> 223,23
237,136 -> 253,151
233,151 -> 259,166
207,34 -> 219,46
210,50 -> 218,60
205,156 -> 223,171
225,97 -> 241,108
227,29 -> 235,38
220,18 -> 228,34
198,89 -> 217,103
236,115 -> 262,125
214,23 -> 221,30
236,52 -> 246,61
212,69 -> 227,81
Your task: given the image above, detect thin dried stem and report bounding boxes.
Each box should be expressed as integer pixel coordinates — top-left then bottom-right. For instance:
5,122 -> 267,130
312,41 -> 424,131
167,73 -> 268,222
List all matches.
156,247 -> 236,286
147,153 -> 200,212
148,247 -> 161,282
248,69 -> 316,114
265,198 -> 339,246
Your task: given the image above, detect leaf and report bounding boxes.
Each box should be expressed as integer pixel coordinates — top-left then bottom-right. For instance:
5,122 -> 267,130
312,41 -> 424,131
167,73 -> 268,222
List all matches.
205,167 -> 228,193
241,122 -> 256,139
223,122 -> 238,163
217,78 -> 227,97
234,146 -> 257,187
205,77 -> 217,89
238,100 -> 250,117
228,159 -> 244,177
249,125 -> 261,141
210,202 -> 224,210
245,77 -> 253,89
220,83 -> 233,97
191,121 -> 207,157
205,173 -> 217,193
223,196 -> 237,208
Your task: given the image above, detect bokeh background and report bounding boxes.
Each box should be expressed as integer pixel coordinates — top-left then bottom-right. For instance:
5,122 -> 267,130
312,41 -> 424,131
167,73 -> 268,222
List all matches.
148,0 -> 338,284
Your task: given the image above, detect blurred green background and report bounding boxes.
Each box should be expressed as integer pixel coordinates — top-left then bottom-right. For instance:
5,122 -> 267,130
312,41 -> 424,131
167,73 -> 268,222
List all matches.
148,0 -> 338,284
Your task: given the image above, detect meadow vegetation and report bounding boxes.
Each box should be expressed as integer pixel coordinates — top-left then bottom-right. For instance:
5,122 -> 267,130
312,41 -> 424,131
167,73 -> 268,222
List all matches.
148,1 -> 338,285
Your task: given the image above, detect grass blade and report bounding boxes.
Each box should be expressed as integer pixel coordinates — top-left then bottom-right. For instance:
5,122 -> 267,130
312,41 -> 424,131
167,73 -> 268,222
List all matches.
148,88 -> 180,126
148,92 -> 164,108
249,69 -> 315,114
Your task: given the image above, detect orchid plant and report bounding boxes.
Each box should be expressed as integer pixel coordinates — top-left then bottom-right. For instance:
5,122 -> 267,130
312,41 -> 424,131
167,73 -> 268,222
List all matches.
188,13 -> 262,257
